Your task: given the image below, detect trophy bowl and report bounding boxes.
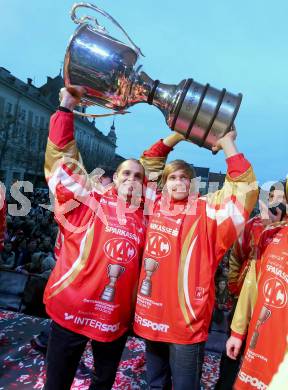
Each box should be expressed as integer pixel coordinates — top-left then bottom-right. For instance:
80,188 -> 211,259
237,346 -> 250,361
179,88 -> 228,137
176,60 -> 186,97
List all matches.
64,2 -> 242,150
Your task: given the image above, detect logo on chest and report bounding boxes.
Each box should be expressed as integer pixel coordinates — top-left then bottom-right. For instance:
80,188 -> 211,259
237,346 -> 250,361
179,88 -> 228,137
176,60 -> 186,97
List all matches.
145,232 -> 171,258
263,277 -> 287,308
104,238 -> 137,263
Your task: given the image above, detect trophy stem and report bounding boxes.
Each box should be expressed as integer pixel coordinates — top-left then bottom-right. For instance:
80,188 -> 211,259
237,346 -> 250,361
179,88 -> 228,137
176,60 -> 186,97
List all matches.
249,305 -> 271,349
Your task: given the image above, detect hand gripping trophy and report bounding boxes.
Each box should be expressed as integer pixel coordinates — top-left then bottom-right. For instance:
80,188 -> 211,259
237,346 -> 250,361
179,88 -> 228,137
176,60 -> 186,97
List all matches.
101,264 -> 125,302
64,3 -> 242,151
140,258 -> 159,297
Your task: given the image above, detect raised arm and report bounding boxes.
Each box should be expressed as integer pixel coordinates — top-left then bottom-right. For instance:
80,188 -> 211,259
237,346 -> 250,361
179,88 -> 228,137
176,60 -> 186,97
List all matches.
140,132 -> 185,184
205,130 -> 258,261
45,86 -> 90,203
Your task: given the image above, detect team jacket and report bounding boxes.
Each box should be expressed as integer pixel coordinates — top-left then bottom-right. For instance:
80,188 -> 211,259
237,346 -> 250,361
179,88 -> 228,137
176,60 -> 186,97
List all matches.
43,110 -> 168,342
133,141 -> 258,344
231,221 -> 288,389
228,215 -> 265,297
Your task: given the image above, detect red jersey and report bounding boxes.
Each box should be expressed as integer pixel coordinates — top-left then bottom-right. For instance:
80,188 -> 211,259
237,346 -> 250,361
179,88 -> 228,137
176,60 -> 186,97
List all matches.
229,215 -> 265,296
233,222 -> 288,390
44,111 -> 152,342
133,145 -> 258,344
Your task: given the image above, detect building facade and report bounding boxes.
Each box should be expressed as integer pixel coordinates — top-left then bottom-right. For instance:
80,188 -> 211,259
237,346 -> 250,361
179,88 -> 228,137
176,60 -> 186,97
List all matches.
0,66 -> 248,198
0,67 -> 123,190
191,165 -> 226,195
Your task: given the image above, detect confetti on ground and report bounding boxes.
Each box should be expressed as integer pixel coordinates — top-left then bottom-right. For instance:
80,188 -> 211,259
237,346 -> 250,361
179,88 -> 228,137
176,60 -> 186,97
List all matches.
0,310 -> 221,389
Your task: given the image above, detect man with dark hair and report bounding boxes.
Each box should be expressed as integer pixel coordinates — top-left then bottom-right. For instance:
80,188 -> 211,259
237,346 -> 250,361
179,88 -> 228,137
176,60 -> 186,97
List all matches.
0,240 -> 15,269
43,86 -> 184,390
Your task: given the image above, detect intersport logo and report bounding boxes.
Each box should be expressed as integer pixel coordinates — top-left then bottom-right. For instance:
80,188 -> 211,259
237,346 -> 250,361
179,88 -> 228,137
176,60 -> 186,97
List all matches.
238,371 -> 267,390
134,313 -> 169,333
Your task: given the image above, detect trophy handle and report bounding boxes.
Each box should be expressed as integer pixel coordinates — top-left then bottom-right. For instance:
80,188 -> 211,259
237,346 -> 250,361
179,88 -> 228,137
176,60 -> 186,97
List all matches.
70,2 -> 144,57
65,86 -> 130,118
72,110 -> 130,118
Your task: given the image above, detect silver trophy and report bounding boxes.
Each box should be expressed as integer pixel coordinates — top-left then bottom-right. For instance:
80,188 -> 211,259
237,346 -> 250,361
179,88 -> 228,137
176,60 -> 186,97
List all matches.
64,3 -> 242,150
140,258 -> 159,297
101,264 -> 125,302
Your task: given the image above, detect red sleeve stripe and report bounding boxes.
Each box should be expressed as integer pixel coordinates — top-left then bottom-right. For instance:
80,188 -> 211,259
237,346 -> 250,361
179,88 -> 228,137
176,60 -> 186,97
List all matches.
226,153 -> 251,179
49,111 -> 74,148
143,139 -> 173,157
231,330 -> 247,340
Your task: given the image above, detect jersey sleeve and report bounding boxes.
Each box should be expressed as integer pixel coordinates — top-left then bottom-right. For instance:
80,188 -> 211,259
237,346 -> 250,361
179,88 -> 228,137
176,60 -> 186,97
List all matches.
45,110 -> 91,204
205,153 -> 258,262
140,139 -> 172,184
230,259 -> 258,339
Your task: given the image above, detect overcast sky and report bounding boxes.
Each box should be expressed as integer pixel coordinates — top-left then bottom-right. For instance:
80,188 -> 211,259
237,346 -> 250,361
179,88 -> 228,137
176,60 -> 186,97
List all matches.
1,0 -> 287,184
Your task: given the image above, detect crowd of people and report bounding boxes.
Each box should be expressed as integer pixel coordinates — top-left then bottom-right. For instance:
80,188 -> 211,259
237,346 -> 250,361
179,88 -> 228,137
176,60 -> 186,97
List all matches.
0,190 -> 56,278
0,85 -> 287,390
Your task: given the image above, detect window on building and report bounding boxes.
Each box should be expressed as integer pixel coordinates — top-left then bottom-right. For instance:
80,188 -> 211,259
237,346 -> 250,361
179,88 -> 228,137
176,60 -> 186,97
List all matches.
0,96 -> 5,118
41,135 -> 47,149
20,109 -> 26,122
34,115 -> 39,128
6,102 -> 12,114
18,124 -> 26,139
31,131 -> 38,151
12,124 -> 18,138
0,169 -> 5,183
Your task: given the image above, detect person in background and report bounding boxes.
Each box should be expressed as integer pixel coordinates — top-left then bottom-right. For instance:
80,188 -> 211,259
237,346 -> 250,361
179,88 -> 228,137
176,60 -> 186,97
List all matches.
216,277 -> 233,312
226,181 -> 288,389
15,238 -> 39,269
228,183 -> 287,297
0,240 -> 15,270
216,183 -> 287,390
38,236 -> 54,255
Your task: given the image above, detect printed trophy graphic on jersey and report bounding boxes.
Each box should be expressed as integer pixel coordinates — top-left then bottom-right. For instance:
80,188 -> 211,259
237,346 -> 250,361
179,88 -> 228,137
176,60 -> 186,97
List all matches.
250,277 -> 287,349
140,258 -> 159,297
101,264 -> 125,302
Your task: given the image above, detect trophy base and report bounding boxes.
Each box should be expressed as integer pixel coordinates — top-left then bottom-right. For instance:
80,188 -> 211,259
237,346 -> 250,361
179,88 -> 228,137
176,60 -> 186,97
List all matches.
150,78 -> 242,151
140,280 -> 151,297
249,331 -> 259,349
100,286 -> 115,302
